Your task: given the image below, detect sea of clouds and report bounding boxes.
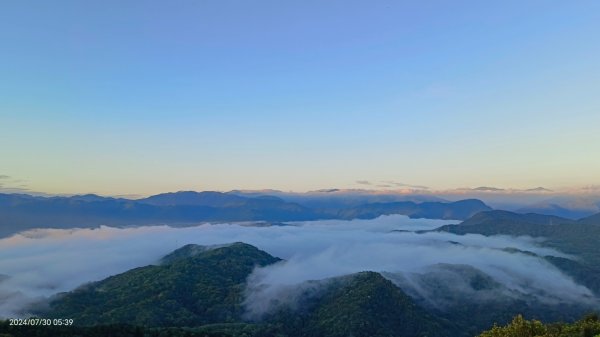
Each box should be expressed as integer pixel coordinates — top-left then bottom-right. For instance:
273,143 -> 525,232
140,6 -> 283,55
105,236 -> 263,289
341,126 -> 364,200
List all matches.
0,215 -> 594,318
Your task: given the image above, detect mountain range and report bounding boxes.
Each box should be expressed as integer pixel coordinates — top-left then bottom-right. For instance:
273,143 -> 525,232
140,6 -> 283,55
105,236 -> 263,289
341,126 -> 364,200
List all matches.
36,243 -> 455,337
516,196 -> 600,219
2,208 -> 600,337
23,230 -> 600,337
0,191 -> 492,238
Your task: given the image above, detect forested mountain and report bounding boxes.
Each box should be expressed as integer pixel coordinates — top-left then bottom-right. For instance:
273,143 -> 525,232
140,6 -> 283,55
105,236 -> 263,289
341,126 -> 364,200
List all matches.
1,233 -> 598,337
458,210 -> 576,228
43,243 -> 280,327
3,208 -> 600,337
436,210 -> 600,295
20,239 -> 597,337
32,243 -> 454,337
269,272 -> 455,337
477,313 -> 600,337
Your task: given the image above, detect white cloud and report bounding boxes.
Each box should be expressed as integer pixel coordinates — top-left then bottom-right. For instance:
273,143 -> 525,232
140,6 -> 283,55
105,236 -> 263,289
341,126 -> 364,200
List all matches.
0,215 -> 594,319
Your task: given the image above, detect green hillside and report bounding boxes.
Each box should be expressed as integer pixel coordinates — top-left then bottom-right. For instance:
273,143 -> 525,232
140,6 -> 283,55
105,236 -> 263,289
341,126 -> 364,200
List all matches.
437,210 -> 600,295
477,313 -> 600,337
304,272 -> 453,337
12,236 -> 598,337
30,243 -> 455,337
45,242 -> 281,327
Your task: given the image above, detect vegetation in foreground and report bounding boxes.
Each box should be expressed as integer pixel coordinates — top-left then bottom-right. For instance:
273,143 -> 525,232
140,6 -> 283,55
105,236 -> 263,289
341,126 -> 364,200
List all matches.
477,313 -> 600,337
2,313 -> 600,337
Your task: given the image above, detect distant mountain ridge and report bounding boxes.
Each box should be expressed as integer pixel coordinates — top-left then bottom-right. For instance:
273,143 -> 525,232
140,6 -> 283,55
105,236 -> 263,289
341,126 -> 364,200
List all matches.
516,196 -> 600,219
336,199 -> 491,220
0,192 -> 319,237
439,210 -> 600,236
576,212 -> 600,225
0,191 -> 493,238
138,191 -> 284,207
459,210 -> 576,228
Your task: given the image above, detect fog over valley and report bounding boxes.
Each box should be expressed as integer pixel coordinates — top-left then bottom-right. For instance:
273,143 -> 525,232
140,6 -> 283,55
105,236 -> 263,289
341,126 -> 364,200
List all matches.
3,1 -> 600,335
0,215 -> 596,320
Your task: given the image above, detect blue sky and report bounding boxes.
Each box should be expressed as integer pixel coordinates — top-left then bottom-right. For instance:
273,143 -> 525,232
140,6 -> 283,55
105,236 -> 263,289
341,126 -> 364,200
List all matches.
1,1 -> 599,195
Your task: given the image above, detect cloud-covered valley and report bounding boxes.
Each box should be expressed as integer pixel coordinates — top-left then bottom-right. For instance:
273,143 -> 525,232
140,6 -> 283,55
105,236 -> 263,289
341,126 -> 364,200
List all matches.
0,215 -> 595,318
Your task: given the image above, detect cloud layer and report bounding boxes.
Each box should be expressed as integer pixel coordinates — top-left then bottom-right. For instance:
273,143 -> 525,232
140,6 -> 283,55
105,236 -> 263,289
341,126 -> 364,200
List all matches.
0,215 -> 595,318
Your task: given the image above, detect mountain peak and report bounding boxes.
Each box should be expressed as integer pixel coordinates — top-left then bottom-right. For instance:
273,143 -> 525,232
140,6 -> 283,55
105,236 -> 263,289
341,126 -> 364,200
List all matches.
68,194 -> 110,202
461,210 -> 574,226
138,190 -> 247,206
159,243 -> 209,264
45,242 -> 281,327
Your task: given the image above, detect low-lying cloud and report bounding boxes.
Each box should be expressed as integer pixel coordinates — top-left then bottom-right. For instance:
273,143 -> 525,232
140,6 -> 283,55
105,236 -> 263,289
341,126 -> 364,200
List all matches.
0,215 -> 595,319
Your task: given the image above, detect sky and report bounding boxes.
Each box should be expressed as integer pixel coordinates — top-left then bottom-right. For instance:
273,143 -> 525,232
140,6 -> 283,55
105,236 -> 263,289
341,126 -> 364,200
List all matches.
1,1 -> 599,196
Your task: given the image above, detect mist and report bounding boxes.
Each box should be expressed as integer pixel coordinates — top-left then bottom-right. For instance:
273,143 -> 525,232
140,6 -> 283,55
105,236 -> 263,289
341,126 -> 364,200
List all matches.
0,215 -> 595,318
